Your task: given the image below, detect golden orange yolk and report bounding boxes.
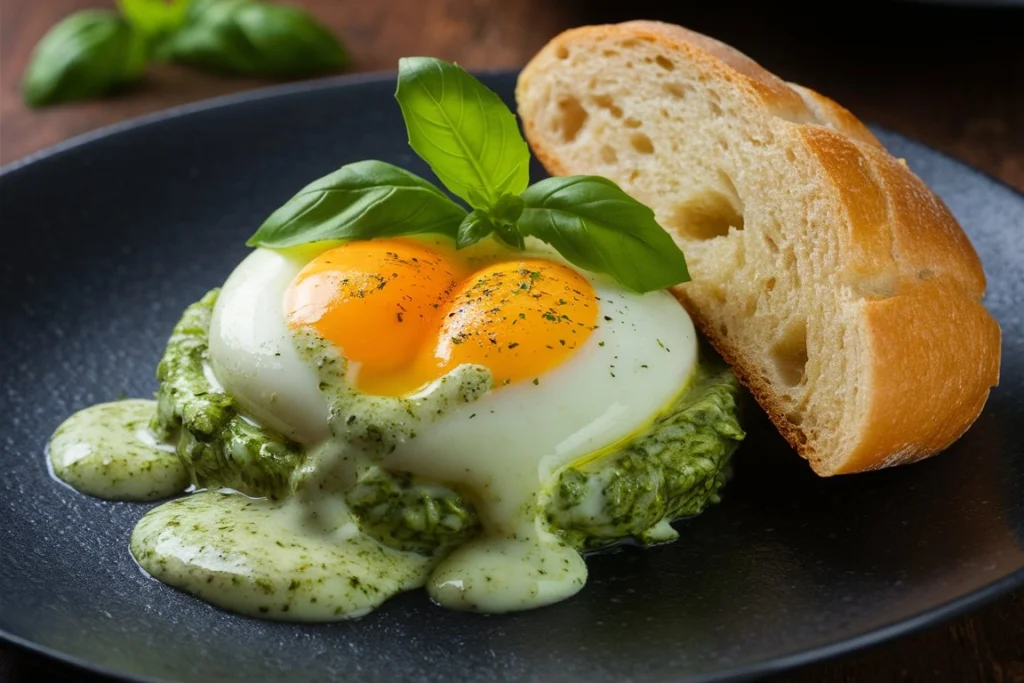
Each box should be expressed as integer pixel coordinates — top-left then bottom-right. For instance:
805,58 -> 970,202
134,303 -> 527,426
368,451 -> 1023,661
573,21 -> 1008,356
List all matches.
417,260 -> 598,388
284,240 -> 598,396
284,239 -> 461,395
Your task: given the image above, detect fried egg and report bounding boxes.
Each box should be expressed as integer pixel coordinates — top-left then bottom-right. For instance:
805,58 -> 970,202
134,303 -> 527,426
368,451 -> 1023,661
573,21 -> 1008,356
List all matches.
208,236 -> 697,609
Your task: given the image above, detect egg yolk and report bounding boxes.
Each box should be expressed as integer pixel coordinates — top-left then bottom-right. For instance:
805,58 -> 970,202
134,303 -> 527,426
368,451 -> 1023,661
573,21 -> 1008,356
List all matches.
284,240 -> 598,396
284,239 -> 461,394
418,260 -> 597,387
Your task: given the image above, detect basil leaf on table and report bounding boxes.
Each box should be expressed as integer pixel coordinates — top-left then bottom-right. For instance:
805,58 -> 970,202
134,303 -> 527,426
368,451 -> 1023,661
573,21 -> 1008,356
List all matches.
22,10 -> 148,107
187,0 -> 248,21
518,176 -> 691,293
395,57 -> 531,211
167,2 -> 347,77
116,0 -> 190,40
247,160 -> 468,248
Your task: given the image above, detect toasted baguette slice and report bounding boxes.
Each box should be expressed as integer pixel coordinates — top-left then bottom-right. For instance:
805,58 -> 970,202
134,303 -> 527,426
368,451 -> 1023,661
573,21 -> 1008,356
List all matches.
516,21 -> 1001,475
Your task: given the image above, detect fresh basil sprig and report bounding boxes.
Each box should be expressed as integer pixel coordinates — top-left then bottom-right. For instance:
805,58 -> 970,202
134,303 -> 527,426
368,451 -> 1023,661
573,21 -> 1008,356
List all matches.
22,10 -> 148,107
247,58 -> 690,293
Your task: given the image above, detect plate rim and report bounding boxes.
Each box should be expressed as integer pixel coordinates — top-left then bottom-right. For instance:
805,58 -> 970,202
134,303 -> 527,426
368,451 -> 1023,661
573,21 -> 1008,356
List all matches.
2,68 -> 1022,683
3,569 -> 1024,683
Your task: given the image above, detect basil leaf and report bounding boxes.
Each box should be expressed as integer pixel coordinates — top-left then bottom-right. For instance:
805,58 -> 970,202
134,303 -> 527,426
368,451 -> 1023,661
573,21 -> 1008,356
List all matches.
494,222 -> 526,250
117,0 -> 190,39
489,193 -> 525,227
22,10 -> 148,108
187,0 -> 246,21
247,160 -> 467,248
167,1 -> 347,77
518,176 -> 690,292
395,57 -> 530,210
457,211 -> 496,249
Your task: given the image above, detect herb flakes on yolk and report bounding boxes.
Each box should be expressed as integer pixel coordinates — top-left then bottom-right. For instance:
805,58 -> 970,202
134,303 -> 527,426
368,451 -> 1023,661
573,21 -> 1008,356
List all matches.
419,260 -> 597,388
284,240 -> 597,396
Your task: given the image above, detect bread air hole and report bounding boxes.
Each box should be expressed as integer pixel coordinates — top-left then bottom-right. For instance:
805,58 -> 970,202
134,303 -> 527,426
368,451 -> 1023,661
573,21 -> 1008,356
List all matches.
592,94 -> 623,118
667,173 -> 744,241
555,45 -> 569,60
630,133 -> 654,154
600,145 -> 618,163
667,187 -> 744,241
553,95 -> 588,143
655,55 -> 675,71
664,82 -> 688,99
771,319 -> 808,387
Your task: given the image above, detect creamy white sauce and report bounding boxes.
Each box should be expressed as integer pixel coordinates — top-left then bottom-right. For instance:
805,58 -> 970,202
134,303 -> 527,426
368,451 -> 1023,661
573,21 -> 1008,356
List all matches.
131,490 -> 430,620
48,400 -> 188,501
428,527 -> 586,612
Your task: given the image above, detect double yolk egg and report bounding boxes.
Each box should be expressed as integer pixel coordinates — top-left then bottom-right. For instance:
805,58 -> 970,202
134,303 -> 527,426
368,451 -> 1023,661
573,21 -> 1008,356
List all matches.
284,238 -> 598,397
208,236 -> 697,453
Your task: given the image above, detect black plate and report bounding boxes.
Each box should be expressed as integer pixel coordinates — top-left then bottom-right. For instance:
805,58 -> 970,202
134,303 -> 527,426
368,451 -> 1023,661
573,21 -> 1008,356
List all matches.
1,71 -> 1022,683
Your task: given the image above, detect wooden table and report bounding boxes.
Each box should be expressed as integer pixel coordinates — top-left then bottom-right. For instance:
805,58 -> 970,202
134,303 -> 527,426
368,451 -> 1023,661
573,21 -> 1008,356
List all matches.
1,0 -> 1022,681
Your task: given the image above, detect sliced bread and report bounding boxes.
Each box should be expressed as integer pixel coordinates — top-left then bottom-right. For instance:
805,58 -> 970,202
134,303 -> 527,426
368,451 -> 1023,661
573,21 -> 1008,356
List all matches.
516,21 -> 1002,475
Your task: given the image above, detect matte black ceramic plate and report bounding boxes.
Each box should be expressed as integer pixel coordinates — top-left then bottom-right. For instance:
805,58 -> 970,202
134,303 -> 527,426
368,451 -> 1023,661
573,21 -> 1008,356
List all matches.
1,72 -> 1022,683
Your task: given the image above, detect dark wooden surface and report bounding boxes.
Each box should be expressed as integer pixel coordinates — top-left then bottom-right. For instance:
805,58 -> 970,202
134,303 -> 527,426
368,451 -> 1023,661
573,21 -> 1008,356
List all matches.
1,0 -> 1022,681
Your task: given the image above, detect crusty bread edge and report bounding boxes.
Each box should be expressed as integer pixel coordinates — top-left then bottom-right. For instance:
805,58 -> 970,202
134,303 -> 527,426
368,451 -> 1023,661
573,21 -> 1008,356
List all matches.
516,20 -> 1002,476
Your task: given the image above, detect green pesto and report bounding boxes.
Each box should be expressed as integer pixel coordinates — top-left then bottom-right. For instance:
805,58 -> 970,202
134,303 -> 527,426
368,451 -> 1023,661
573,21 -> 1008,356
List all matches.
150,289 -> 303,500
344,466 -> 480,555
545,353 -> 745,549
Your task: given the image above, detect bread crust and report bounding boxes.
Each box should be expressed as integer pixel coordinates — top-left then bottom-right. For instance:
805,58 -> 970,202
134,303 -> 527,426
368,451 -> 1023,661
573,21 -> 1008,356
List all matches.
517,20 -> 1002,475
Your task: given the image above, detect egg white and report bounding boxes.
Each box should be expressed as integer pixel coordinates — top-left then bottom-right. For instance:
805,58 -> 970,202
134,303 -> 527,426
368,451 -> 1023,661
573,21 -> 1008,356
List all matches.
208,242 -> 698,481
208,247 -> 331,445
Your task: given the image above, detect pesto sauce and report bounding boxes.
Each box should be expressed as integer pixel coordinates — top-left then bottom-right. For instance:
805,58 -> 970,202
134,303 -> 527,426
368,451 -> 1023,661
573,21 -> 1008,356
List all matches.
544,360 -> 744,549
48,400 -> 188,501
